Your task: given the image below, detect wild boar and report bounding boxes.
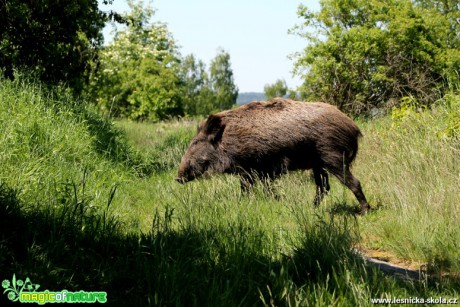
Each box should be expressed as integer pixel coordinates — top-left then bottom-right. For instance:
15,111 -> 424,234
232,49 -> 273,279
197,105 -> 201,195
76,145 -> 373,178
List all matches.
176,98 -> 370,213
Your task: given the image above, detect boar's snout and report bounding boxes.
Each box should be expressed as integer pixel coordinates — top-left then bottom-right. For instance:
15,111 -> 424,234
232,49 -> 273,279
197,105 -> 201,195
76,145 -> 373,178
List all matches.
176,162 -> 194,184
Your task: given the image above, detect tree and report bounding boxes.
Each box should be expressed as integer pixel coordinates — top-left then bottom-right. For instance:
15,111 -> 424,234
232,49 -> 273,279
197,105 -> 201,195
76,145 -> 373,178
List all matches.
179,49 -> 239,116
90,0 -> 183,121
0,0 -> 117,91
287,89 -> 300,100
209,49 -> 239,112
264,79 -> 288,100
179,54 -> 212,116
413,0 -> 460,52
292,0 -> 460,114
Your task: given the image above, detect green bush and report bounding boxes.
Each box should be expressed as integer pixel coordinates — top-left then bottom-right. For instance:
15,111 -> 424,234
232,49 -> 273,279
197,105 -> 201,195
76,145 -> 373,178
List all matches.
89,1 -> 183,121
292,0 -> 460,114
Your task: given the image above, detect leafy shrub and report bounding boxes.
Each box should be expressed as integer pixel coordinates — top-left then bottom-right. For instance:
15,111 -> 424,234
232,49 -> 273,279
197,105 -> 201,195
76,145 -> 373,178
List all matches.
292,0 -> 460,114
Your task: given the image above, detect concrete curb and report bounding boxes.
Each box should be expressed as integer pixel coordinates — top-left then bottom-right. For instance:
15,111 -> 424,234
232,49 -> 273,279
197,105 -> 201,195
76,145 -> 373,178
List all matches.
363,256 -> 426,281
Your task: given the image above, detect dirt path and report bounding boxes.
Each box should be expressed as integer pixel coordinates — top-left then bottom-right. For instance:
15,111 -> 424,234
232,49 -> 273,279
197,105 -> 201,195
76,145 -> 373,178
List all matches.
363,255 -> 425,280
355,248 -> 427,281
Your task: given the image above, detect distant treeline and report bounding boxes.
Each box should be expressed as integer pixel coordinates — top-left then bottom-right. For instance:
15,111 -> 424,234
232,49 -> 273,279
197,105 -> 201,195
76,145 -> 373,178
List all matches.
236,92 -> 266,104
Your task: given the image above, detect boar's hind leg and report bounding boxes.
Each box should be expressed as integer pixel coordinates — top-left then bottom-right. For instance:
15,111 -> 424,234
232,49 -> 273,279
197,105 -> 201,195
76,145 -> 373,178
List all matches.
330,166 -> 370,213
313,168 -> 330,206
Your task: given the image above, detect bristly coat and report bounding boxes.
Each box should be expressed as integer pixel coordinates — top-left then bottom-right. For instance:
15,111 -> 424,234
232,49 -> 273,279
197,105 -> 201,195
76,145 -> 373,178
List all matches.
177,98 -> 370,213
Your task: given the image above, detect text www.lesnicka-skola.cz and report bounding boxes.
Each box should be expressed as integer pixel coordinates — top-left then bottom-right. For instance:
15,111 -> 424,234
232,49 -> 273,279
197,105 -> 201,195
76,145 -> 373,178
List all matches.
371,296 -> 458,304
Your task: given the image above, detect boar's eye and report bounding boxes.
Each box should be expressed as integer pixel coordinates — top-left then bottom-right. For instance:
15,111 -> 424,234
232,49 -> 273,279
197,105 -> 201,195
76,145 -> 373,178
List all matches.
191,136 -> 208,146
191,137 -> 203,146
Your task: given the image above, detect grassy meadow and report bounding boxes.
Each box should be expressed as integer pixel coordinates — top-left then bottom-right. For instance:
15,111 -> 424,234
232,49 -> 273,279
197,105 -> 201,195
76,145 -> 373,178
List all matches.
1,76 -> 459,306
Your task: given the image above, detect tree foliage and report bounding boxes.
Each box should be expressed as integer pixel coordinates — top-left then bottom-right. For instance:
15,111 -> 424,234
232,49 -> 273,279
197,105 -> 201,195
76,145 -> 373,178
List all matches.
292,0 -> 460,114
1,0 -> 239,119
90,2 -> 238,120
264,79 -> 288,100
90,0 -> 183,121
179,50 -> 238,116
209,48 -> 239,112
179,54 -> 213,116
0,0 -> 116,92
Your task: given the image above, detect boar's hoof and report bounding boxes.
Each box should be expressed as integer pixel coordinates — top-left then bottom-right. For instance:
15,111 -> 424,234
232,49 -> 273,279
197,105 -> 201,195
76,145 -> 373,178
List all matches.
358,204 -> 371,215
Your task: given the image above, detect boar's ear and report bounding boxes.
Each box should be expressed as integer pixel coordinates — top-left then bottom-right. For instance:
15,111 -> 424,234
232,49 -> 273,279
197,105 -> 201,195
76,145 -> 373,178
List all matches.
204,115 -> 225,145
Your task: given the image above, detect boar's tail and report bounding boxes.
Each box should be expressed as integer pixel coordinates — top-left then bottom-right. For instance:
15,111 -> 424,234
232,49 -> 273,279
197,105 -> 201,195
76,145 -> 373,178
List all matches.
347,130 -> 363,166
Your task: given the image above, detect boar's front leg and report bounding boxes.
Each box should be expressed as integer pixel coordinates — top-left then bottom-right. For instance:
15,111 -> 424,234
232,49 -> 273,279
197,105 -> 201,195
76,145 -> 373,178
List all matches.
313,167 -> 330,206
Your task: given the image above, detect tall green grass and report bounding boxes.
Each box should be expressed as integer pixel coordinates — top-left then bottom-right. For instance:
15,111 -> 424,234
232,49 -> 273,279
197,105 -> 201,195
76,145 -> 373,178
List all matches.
0,74 -> 145,208
356,97 -> 460,273
1,75 -> 458,305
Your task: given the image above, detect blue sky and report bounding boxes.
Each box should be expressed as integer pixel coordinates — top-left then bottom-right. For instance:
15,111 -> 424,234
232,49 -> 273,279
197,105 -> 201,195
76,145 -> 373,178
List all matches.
99,1 -> 320,92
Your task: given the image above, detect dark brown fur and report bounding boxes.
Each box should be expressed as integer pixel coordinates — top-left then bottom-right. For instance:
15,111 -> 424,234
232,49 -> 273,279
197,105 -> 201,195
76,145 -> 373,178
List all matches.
177,98 -> 370,213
